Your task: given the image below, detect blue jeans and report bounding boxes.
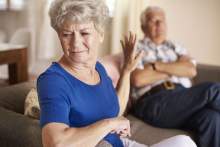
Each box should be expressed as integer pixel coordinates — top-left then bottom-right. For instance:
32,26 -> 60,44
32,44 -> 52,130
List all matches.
134,81 -> 220,147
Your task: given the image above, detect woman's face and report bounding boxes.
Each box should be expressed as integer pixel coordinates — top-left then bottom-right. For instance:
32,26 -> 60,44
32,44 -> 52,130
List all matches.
58,21 -> 104,64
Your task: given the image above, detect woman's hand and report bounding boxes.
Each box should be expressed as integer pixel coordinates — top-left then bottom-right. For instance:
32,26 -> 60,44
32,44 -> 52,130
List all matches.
116,31 -> 143,116
108,116 -> 131,138
120,31 -> 143,74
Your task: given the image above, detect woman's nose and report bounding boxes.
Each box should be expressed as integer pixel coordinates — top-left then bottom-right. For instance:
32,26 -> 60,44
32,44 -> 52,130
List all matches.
71,34 -> 81,49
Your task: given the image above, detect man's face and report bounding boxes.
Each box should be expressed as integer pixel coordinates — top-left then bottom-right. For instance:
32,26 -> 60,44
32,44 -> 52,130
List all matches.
143,11 -> 167,43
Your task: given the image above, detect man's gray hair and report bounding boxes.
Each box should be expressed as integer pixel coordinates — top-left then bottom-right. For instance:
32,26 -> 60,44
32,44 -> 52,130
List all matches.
49,0 -> 110,32
140,6 -> 165,26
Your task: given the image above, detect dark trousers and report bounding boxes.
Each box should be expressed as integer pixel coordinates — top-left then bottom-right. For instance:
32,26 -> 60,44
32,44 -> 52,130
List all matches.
134,81 -> 220,147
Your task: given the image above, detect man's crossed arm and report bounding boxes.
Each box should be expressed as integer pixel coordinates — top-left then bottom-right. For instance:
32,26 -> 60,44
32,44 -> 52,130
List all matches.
130,55 -> 197,87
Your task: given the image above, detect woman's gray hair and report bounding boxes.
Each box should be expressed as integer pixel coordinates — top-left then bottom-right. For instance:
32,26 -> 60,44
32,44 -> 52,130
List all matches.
140,6 -> 165,26
49,0 -> 110,32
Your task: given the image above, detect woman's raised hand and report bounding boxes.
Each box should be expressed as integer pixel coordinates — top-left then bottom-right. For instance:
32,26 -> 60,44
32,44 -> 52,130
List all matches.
109,116 -> 131,138
120,31 -> 143,74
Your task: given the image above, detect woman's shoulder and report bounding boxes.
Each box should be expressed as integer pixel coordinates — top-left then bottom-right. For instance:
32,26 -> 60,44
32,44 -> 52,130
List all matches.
96,61 -> 104,68
37,63 -> 71,99
96,61 -> 107,74
40,62 -> 66,76
37,62 -> 66,85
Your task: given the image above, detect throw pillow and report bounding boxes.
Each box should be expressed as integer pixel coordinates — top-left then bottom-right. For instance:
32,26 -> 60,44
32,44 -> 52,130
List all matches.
98,53 -> 123,88
24,88 -> 40,119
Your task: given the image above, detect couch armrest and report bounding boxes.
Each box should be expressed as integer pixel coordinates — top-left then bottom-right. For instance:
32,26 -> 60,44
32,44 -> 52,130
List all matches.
0,80 -> 36,114
0,107 -> 42,147
194,64 -> 220,84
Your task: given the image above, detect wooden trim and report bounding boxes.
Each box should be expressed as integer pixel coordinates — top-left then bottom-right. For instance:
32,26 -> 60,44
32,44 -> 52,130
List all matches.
0,48 -> 28,85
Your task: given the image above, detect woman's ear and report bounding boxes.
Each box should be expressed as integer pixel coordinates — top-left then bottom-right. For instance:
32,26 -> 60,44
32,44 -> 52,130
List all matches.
99,31 -> 104,43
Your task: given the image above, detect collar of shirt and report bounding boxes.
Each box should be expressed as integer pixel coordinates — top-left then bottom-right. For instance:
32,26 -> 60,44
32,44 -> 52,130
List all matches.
143,37 -> 173,52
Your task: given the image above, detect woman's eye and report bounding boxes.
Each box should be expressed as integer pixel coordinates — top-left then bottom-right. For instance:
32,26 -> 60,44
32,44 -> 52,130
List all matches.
82,33 -> 89,36
63,34 -> 70,37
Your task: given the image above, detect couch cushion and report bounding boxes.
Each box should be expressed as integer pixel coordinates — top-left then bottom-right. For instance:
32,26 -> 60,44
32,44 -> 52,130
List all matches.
97,140 -> 113,147
126,114 -> 197,146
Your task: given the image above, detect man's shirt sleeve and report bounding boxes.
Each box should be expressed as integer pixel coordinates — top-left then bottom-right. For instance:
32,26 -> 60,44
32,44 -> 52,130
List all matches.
136,43 -> 145,69
174,42 -> 197,66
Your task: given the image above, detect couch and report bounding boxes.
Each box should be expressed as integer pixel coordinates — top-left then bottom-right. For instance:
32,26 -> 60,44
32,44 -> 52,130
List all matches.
1,53 -> 220,147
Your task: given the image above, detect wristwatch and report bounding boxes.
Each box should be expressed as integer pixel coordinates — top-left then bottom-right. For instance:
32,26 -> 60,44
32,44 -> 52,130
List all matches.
151,62 -> 156,70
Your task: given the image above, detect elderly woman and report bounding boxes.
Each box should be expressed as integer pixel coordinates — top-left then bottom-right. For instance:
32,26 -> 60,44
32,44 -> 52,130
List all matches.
37,0 -> 197,147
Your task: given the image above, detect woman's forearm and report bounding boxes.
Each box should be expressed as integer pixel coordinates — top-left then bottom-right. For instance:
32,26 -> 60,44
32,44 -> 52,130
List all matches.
42,116 -> 131,147
42,119 -> 112,147
117,32 -> 144,116
116,70 -> 131,116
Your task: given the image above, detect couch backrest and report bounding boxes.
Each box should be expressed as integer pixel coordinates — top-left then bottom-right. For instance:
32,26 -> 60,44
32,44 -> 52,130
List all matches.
194,64 -> 220,84
0,80 -> 36,114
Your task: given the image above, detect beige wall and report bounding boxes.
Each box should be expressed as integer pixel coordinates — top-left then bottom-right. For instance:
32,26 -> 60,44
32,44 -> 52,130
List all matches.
1,0 -> 220,66
0,12 -> 20,42
148,0 -> 220,66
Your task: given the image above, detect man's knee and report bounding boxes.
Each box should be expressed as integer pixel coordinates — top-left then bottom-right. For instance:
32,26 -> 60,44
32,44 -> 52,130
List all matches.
202,109 -> 220,126
204,81 -> 220,89
201,81 -> 220,97
210,81 -> 220,87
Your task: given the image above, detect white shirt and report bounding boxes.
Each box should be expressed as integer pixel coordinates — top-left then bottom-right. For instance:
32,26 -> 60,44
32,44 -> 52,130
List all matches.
130,37 -> 197,102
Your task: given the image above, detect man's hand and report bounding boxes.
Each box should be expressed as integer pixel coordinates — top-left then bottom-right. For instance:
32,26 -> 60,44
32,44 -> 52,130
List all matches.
177,55 -> 191,62
144,63 -> 153,70
147,55 -> 196,78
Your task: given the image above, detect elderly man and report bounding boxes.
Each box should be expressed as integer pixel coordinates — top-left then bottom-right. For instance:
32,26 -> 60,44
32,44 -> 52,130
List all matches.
130,6 -> 220,147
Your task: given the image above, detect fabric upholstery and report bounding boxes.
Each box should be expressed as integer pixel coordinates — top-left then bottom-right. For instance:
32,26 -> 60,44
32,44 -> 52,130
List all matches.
0,80 -> 36,114
97,140 -> 113,147
0,107 -> 42,147
194,63 -> 220,84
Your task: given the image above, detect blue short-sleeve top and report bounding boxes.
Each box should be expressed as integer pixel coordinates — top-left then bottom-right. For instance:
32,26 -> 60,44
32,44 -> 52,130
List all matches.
37,61 -> 123,147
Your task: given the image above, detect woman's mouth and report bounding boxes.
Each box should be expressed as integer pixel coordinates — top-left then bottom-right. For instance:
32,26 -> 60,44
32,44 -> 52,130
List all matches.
71,51 -> 86,54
